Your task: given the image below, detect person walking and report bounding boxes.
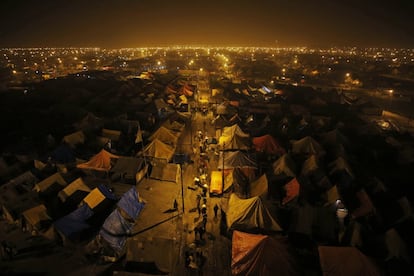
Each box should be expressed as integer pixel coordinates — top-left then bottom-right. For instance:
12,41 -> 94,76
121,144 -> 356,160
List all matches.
213,204 -> 219,218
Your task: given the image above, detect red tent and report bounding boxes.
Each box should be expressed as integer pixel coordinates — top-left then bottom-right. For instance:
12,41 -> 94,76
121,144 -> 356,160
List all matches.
253,134 -> 286,155
232,231 -> 299,276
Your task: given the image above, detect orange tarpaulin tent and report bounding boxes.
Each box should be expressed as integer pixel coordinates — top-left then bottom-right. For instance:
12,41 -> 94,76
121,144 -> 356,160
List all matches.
77,149 -> 120,172
282,178 -> 300,205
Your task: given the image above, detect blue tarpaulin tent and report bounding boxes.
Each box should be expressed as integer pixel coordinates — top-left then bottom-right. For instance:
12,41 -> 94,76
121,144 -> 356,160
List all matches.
99,187 -> 145,255
54,184 -> 117,241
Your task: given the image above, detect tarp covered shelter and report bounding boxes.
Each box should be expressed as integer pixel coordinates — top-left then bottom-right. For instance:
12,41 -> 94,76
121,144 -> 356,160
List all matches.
252,134 -> 286,156
150,163 -> 181,183
218,151 -> 257,170
77,149 -> 120,172
22,204 -> 52,233
218,124 -> 251,151
209,170 -> 233,195
33,172 -> 67,194
110,157 -> 145,182
142,139 -> 175,161
318,246 -> 383,276
291,136 -> 325,157
99,186 -> 145,257
54,184 -> 116,241
226,193 -> 283,232
148,126 -> 179,145
62,131 -> 85,148
231,231 -> 299,276
58,177 -> 91,204
272,154 -> 297,178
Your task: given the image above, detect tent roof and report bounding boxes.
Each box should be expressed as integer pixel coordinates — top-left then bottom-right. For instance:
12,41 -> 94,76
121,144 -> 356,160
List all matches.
301,155 -> 320,176
318,246 -> 383,276
117,186 -> 145,220
110,157 -> 144,179
328,157 -> 354,178
83,184 -> 117,209
282,178 -> 300,205
62,131 -> 85,148
33,172 -> 67,193
218,151 -> 257,170
232,231 -> 299,276
22,204 -> 51,228
252,134 -> 286,155
77,149 -> 120,172
272,154 -> 297,178
143,139 -> 175,161
150,163 -> 180,183
148,126 -> 179,145
291,136 -> 325,156
58,177 -> 91,203
227,193 -> 283,232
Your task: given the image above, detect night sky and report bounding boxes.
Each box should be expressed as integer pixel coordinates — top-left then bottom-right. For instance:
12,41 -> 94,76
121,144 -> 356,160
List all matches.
1,0 -> 414,48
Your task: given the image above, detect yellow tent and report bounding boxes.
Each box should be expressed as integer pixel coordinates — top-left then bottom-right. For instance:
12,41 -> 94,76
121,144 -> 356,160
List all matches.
209,170 -> 233,194
33,172 -> 67,193
58,177 -> 91,203
22,204 -> 51,232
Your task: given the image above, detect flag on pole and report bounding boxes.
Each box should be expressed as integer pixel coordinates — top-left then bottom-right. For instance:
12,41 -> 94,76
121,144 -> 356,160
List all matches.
135,124 -> 143,144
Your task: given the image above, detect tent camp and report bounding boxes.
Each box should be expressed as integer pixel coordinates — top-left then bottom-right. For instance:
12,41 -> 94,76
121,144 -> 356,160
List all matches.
209,170 -> 233,195
77,149 -> 120,172
318,246 -> 384,276
231,231 -> 299,276
142,139 -> 175,162
226,193 -> 283,233
252,134 -> 286,156
148,126 -> 180,146
218,124 -> 251,151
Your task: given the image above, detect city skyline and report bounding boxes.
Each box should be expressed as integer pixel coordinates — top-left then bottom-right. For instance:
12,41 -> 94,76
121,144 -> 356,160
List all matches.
1,0 -> 414,49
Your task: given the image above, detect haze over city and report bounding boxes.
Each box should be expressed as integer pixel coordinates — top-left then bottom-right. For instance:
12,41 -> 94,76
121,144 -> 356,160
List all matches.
1,0 -> 414,48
